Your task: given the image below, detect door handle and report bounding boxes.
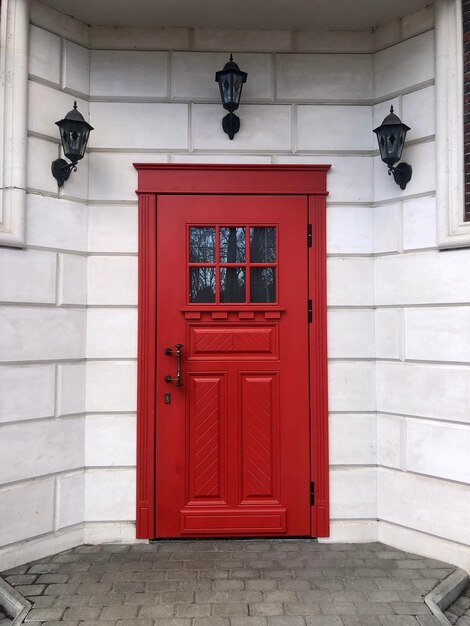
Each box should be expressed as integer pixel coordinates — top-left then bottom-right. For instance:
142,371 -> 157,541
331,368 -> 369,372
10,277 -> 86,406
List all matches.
164,344 -> 183,387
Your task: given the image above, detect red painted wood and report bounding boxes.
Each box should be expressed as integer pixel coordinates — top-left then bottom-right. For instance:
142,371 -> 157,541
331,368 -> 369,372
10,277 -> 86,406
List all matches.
134,164 -> 330,195
136,194 -> 157,538
134,164 -> 330,540
309,194 -> 330,538
155,195 -> 311,537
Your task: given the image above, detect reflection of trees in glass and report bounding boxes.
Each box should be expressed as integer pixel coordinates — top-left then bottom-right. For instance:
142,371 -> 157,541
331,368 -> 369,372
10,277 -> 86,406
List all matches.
251,268 -> 276,303
220,267 -> 245,302
220,227 -> 245,262
189,227 -> 215,262
250,227 -> 276,263
190,267 -> 215,302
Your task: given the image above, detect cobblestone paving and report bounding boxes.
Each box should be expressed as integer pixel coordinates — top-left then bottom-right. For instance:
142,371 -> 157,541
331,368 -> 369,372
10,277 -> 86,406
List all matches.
445,584 -> 470,625
1,540 -> 456,625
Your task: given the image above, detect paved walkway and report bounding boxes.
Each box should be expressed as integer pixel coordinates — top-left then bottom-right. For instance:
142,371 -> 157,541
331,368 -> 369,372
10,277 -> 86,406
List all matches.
446,583 -> 470,625
1,540 -> 455,625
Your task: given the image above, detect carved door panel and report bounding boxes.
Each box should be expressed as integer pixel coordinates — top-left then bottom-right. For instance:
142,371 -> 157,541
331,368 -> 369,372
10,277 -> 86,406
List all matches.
155,195 -> 310,537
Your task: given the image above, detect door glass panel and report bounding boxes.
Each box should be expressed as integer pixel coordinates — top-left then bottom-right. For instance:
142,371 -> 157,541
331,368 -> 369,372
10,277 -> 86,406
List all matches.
250,267 -> 276,303
189,227 -> 216,263
220,227 -> 246,263
220,267 -> 246,303
250,227 -> 276,263
190,267 -> 216,303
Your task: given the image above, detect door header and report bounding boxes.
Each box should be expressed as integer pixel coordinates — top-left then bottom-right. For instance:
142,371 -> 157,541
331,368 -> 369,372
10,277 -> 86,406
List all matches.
134,163 -> 331,196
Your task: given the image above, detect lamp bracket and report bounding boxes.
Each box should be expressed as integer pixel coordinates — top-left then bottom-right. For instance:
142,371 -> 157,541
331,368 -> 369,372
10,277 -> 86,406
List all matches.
222,112 -> 240,140
388,161 -> 412,190
51,158 -> 78,187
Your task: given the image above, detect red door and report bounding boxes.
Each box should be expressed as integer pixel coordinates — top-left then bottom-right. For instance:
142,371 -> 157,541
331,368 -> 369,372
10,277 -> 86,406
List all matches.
155,195 -> 310,537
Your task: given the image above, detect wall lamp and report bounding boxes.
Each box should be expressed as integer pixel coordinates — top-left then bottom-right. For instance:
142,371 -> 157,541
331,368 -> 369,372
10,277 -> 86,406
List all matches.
215,54 -> 247,139
373,106 -> 412,190
51,101 -> 93,187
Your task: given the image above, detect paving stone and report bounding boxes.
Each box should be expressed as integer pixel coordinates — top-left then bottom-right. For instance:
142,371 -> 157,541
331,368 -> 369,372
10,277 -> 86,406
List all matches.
341,617 -> 378,626
267,618 -> 306,626
392,602 -> 432,615
230,619 -> 268,626
304,617 -> 343,625
5,574 -> 38,585
100,605 -> 139,619
193,619 -> 229,626
24,608 -> 65,621
15,584 -> 45,596
213,603 -> 249,616
284,603 -> 321,616
249,603 -> 284,616
380,617 -> 420,625
175,603 -> 211,617
138,605 -> 176,618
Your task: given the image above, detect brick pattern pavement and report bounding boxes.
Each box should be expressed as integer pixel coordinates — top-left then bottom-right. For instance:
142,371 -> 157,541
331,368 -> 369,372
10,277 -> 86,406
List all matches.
1,540 -> 456,625
445,583 -> 470,625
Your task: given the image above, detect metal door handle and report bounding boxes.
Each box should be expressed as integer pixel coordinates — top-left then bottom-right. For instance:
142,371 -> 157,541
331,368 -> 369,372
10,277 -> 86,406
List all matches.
164,344 -> 183,387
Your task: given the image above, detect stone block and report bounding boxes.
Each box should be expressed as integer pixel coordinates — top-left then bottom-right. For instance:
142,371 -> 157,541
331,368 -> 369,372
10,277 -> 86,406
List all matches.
59,254 -> 87,306
297,105 -> 373,151
89,102 -> 188,150
0,364 -> 55,423
277,54 -> 373,101
88,204 -> 138,253
0,248 -> 56,304
401,6 -> 434,39
194,29 -> 292,51
377,414 -> 403,470
90,50 -> 168,98
376,361 -> 470,423
375,308 -> 402,360
58,471 -> 85,528
0,307 -> 86,362
295,30 -> 373,53
0,417 -> 84,484
330,468 -> 377,519
402,196 -> 437,251
327,309 -> 375,358
405,306 -> 470,363
327,257 -> 374,306
329,414 -> 376,465
326,206 -> 373,255
373,203 -> 401,254
58,362 -> 86,416
0,478 -> 55,545
378,468 -> 470,546
28,81 -> 88,139
85,469 -> 136,521
402,86 -> 435,142
90,25 -> 190,50
374,249 -> 470,306
85,415 -> 136,466
63,39 -> 90,96
26,194 -> 88,252
328,361 -> 376,412
406,419 -> 470,483
373,31 -> 434,98
88,256 -> 137,306
86,308 -> 137,359
27,136 -> 59,195
86,360 -> 137,413
29,25 -> 61,85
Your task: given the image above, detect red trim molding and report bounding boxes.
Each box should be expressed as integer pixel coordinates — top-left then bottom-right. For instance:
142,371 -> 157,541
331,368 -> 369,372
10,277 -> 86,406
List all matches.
135,164 -> 331,538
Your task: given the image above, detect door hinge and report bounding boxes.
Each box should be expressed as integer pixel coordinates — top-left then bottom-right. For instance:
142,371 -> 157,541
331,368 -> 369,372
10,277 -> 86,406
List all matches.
308,299 -> 313,323
310,480 -> 315,505
308,223 -> 312,247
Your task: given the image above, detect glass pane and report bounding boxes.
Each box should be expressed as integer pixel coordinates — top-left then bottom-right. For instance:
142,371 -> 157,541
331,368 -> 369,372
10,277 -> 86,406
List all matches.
250,268 -> 276,303
250,227 -> 276,262
189,227 -> 215,263
220,227 -> 246,262
220,267 -> 246,303
189,267 -> 216,303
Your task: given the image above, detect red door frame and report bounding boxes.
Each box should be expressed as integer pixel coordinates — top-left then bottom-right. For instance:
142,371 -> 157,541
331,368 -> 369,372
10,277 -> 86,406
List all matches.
134,164 -> 330,539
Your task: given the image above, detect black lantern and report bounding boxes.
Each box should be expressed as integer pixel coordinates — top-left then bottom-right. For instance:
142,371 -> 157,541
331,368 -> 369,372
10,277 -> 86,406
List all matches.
215,54 -> 248,140
373,106 -> 412,190
51,101 -> 93,187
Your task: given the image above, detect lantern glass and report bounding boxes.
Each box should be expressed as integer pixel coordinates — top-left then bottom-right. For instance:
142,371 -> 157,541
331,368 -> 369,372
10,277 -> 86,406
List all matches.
56,102 -> 93,163
215,56 -> 247,113
373,106 -> 409,167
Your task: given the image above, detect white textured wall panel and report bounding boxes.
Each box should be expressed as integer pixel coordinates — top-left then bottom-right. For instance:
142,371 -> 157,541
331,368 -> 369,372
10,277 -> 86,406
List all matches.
0,364 -> 55,423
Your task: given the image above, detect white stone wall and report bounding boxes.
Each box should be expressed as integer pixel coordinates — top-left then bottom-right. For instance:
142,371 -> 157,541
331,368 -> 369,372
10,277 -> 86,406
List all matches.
2,0 -> 470,571
0,12 -> 90,569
